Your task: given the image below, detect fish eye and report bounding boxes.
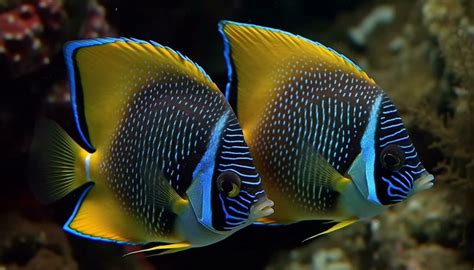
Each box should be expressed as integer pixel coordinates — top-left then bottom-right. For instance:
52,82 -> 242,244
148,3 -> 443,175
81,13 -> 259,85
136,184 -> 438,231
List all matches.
217,171 -> 241,198
380,144 -> 405,171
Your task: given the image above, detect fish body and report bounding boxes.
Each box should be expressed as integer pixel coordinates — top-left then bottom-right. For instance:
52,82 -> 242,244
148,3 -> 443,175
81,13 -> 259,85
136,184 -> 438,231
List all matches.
31,37 -> 273,255
218,21 -> 434,234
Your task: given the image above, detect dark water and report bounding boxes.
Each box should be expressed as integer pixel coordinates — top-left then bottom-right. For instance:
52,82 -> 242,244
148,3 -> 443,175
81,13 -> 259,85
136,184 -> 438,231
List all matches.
1,0 -> 473,269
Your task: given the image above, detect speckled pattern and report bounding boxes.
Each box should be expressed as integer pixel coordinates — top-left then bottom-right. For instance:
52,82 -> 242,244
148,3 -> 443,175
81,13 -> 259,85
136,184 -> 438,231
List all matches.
252,54 -> 381,212
101,69 -> 228,236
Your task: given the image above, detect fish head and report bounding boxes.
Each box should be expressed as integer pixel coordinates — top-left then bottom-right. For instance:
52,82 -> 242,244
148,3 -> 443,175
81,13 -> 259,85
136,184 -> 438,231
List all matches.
350,94 -> 434,206
209,118 -> 274,232
187,114 -> 274,234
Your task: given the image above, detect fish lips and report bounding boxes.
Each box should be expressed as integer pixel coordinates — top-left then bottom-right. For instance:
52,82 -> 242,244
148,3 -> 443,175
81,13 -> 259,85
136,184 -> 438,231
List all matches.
249,196 -> 275,220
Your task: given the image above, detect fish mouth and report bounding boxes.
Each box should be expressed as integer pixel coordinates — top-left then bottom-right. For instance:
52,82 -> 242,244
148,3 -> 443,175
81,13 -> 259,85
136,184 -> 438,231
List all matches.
249,196 -> 274,220
412,171 -> 435,194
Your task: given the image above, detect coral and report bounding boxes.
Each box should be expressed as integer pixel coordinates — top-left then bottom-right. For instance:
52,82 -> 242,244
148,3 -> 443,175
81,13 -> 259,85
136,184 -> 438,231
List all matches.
0,0 -> 115,79
79,0 -> 115,39
0,0 -> 66,78
0,212 -> 78,269
348,5 -> 396,48
418,0 -> 474,184
268,0 -> 474,269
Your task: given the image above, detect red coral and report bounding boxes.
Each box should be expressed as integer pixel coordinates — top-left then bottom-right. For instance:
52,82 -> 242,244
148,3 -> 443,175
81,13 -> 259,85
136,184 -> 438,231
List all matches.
0,0 -> 66,78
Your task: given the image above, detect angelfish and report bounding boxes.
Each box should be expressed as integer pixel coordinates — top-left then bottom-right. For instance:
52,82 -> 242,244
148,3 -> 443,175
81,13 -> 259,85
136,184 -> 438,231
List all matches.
30,37 -> 274,255
218,21 -> 434,238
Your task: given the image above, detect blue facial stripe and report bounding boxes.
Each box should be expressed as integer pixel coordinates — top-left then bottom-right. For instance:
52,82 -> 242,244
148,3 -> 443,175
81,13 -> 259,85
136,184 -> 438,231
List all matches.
381,123 -> 404,130
229,206 -> 249,216
411,168 -> 426,175
220,156 -> 253,161
226,128 -> 242,132
404,161 -> 422,169
226,196 -> 250,210
361,94 -> 383,204
223,139 -> 245,143
397,171 -> 413,188
226,134 -> 245,137
225,220 -> 246,226
221,151 -> 250,156
217,168 -> 259,178
192,112 -> 229,228
379,129 -> 405,141
380,117 -> 402,125
399,143 -> 414,148
391,175 -> 410,190
382,108 -> 398,114
238,195 -> 251,204
239,190 -> 257,198
220,163 -> 256,170
222,145 -> 249,149
382,177 -> 409,197
218,193 -> 234,222
405,153 -> 418,160
380,135 -> 410,148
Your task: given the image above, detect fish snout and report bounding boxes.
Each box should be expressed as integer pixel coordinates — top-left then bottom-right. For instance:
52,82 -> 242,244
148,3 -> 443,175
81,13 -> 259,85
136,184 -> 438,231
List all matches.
249,196 -> 274,220
413,171 -> 435,193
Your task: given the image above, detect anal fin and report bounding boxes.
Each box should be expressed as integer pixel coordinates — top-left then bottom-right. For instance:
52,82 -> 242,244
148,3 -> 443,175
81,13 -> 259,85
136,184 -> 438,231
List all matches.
302,219 -> 358,242
64,185 -> 145,244
123,242 -> 191,257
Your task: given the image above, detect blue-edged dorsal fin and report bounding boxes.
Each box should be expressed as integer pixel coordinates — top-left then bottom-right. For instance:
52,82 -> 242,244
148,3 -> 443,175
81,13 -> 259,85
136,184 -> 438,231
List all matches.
218,21 -> 375,136
64,37 -> 219,152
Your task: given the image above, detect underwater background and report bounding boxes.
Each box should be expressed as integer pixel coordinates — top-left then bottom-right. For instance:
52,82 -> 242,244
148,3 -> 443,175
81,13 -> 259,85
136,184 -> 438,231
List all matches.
0,0 -> 473,269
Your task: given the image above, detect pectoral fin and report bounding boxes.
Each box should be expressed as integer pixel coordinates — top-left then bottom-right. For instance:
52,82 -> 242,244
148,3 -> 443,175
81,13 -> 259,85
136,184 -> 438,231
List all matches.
303,147 -> 351,193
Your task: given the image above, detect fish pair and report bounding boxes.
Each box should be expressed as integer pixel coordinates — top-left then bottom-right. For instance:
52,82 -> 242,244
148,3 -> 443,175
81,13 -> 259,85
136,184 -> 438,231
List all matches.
30,21 -> 434,255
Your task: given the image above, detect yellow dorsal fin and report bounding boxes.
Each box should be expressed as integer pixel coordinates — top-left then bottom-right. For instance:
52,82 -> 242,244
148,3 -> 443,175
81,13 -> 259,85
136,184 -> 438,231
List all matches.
219,21 -> 375,136
302,218 -> 358,242
64,38 -> 219,151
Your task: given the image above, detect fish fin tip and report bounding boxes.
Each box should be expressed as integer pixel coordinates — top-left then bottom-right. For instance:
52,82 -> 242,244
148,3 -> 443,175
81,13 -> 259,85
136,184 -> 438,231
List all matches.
123,242 -> 191,257
302,219 -> 358,243
30,118 -> 89,203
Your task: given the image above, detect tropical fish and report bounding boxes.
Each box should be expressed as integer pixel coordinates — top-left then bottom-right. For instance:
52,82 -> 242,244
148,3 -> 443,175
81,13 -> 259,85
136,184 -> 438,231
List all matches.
218,21 -> 434,238
30,37 -> 274,255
